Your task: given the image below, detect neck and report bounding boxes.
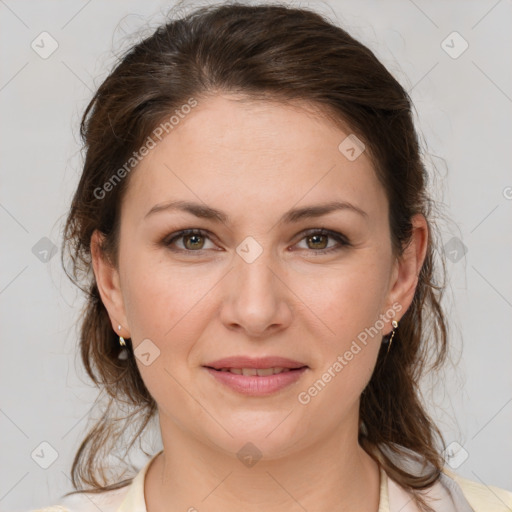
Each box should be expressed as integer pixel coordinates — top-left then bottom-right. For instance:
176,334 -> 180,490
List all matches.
144,414 -> 381,512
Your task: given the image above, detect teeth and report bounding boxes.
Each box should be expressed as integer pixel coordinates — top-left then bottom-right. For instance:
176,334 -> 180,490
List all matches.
217,367 -> 293,375
256,368 -> 275,376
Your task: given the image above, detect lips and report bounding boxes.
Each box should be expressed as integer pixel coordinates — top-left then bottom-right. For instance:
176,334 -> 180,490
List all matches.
203,355 -> 308,371
204,365 -> 308,395
203,356 -> 309,395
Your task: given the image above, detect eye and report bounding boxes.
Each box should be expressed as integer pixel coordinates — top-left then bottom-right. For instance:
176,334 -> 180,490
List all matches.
164,229 -> 216,252
163,228 -> 349,255
294,228 -> 349,254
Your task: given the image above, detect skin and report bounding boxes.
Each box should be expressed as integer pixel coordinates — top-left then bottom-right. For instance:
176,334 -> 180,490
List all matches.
91,94 -> 428,512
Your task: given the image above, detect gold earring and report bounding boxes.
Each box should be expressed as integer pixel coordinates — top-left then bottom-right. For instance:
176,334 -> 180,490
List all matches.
386,320 -> 398,355
118,324 -> 126,347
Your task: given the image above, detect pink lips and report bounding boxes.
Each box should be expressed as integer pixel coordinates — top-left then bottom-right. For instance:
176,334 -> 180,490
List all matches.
204,355 -> 307,370
203,355 -> 308,396
204,367 -> 307,395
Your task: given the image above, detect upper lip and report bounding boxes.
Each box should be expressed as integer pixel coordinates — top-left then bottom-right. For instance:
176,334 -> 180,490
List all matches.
204,356 -> 308,370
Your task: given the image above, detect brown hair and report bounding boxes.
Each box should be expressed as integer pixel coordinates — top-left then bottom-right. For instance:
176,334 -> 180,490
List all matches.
61,2 -> 449,511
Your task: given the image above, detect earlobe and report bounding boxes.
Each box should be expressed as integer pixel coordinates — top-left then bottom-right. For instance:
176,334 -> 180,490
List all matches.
90,229 -> 129,335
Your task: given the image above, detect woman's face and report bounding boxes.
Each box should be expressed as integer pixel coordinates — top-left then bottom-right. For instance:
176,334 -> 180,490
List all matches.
93,94 -> 425,459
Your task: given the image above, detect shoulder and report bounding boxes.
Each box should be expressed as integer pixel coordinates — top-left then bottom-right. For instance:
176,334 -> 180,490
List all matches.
28,450 -> 161,512
443,467 -> 512,511
28,484 -> 130,512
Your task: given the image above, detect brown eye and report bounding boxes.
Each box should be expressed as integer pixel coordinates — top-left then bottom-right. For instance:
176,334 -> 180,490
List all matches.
306,233 -> 329,250
183,232 -> 205,250
165,229 -> 214,252
295,228 -> 349,254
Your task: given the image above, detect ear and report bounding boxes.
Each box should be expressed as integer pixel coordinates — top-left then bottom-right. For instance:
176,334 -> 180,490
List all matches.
385,214 -> 428,330
90,229 -> 130,338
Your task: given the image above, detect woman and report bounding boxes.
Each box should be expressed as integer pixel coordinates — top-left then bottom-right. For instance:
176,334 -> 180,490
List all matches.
32,2 -> 512,511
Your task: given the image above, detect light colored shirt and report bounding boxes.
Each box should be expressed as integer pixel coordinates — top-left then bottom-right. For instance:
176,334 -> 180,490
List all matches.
29,449 -> 512,512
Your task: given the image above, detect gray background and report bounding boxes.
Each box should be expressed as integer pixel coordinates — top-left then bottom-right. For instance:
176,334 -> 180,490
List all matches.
1,0 -> 511,510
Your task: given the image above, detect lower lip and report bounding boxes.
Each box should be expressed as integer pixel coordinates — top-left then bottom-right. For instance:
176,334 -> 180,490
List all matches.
204,367 -> 308,396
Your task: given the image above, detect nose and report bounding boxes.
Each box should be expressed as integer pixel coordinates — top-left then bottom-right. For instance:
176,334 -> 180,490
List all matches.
220,248 -> 293,338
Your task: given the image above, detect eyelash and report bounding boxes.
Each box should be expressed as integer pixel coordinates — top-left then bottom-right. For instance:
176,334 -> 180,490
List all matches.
163,228 -> 350,255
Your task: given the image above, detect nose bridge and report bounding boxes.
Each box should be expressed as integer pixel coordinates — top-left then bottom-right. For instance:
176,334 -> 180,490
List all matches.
222,235 -> 290,335
234,236 -> 280,301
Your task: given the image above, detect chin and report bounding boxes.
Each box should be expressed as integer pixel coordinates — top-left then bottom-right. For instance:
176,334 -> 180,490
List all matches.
200,415 -> 307,461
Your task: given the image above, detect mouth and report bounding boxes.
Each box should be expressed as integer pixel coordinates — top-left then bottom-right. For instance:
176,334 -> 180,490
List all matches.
205,366 -> 307,375
202,357 -> 309,395
203,355 -> 308,371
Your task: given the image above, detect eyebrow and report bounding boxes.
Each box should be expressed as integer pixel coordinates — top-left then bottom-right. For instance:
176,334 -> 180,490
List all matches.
144,199 -> 368,224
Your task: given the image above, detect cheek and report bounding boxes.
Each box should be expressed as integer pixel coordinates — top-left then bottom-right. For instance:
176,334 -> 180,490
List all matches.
120,252 -> 218,361
298,258 -> 391,341
122,268 -> 172,341
120,260 -> 200,405
119,253 -> 190,364
293,258 -> 389,398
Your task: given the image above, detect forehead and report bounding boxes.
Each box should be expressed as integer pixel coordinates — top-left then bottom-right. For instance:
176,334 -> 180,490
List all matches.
122,94 -> 386,225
